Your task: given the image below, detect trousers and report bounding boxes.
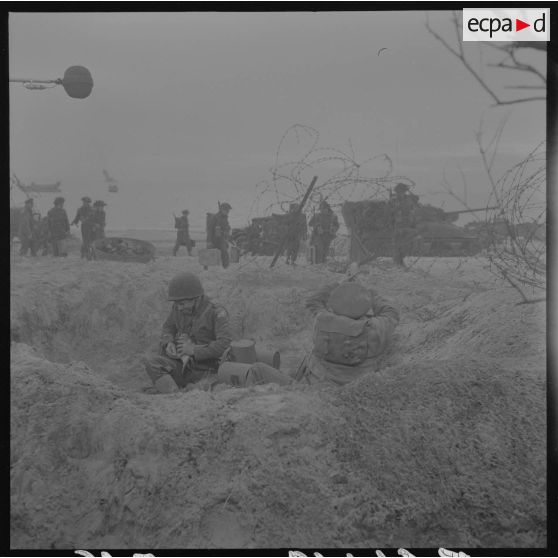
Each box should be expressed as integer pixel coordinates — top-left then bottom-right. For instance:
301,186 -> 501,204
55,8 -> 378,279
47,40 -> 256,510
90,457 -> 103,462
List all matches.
144,354 -> 216,388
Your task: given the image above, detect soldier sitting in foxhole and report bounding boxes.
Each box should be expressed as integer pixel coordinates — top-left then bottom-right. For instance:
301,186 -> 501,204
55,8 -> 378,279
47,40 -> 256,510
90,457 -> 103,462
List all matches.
295,264 -> 400,385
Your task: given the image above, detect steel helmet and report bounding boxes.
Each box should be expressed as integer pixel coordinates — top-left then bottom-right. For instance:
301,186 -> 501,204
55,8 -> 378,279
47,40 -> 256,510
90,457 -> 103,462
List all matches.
54,197 -> 65,205
220,202 -> 232,211
168,272 -> 204,301
328,282 -> 371,319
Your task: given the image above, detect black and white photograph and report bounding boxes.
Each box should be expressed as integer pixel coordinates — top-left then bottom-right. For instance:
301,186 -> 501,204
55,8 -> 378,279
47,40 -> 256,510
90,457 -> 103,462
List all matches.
9,7 -> 550,553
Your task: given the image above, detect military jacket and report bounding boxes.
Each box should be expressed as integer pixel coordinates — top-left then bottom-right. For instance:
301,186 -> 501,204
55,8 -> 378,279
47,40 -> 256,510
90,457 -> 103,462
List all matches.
18,207 -> 35,239
390,193 -> 419,228
71,205 -> 94,227
286,212 -> 307,241
47,207 -> 70,239
305,282 -> 399,384
309,211 -> 339,239
89,209 -> 106,229
160,296 -> 232,363
208,212 -> 231,245
175,216 -> 190,243
175,216 -> 189,231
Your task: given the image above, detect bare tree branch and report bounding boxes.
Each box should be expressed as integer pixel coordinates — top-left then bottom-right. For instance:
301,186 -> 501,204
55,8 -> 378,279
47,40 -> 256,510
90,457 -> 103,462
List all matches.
425,11 -> 546,106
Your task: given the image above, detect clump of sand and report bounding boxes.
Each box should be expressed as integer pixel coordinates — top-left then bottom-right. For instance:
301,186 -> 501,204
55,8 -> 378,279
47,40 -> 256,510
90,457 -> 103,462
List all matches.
10,253 -> 546,548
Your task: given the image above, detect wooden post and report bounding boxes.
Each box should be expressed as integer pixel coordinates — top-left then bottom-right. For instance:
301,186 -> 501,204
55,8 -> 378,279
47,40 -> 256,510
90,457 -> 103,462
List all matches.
270,175 -> 318,268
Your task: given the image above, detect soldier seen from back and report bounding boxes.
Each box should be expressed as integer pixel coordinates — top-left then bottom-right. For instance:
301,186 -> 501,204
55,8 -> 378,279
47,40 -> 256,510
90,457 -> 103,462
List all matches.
143,272 -> 232,394
389,183 -> 419,266
285,203 -> 307,266
295,264 -> 399,385
71,196 -> 94,259
89,200 -> 107,243
308,200 -> 339,264
173,209 -> 192,257
207,202 -> 232,269
47,197 -> 70,257
18,198 -> 36,257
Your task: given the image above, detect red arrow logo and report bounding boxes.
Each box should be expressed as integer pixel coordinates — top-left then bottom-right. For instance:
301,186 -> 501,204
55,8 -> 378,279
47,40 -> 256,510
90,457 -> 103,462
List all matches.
516,18 -> 530,32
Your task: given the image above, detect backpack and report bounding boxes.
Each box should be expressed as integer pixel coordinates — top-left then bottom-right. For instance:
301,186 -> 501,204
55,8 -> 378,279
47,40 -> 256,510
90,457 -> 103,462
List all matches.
312,311 -> 370,366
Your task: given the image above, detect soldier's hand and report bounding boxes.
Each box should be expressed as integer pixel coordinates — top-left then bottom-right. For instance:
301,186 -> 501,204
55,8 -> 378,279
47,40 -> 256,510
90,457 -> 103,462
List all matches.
177,338 -> 195,357
166,342 -> 178,358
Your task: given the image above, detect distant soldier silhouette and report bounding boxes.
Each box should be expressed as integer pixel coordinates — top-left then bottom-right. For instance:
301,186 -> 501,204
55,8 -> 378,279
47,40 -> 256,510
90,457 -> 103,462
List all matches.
90,201 -> 107,242
18,199 -> 37,257
207,202 -> 232,268
71,196 -> 94,259
309,200 -> 339,264
173,209 -> 192,257
47,197 -> 70,257
389,183 -> 419,266
32,213 -> 50,256
285,203 -> 307,265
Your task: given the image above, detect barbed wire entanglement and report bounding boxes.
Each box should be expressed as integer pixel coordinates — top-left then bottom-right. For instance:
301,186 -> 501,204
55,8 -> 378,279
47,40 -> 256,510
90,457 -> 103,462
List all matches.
250,124 -> 412,220
236,124 -> 414,275
483,141 -> 546,302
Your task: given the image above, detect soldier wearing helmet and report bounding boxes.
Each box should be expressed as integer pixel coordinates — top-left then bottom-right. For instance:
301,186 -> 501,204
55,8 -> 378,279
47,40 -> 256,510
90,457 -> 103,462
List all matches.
207,202 -> 232,268
143,272 -> 232,393
71,196 -> 94,259
295,268 -> 399,385
389,183 -> 419,266
173,209 -> 193,257
308,200 -> 339,264
47,197 -> 70,256
285,202 -> 307,265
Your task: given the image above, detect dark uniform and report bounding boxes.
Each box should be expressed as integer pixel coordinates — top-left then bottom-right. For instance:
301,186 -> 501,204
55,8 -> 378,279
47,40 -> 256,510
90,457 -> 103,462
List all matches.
389,184 -> 419,266
144,295 -> 232,388
71,198 -> 94,259
47,200 -> 70,257
173,211 -> 192,256
207,203 -> 232,268
32,214 -> 50,256
285,205 -> 307,265
309,202 -> 339,264
18,202 -> 36,256
89,201 -> 107,243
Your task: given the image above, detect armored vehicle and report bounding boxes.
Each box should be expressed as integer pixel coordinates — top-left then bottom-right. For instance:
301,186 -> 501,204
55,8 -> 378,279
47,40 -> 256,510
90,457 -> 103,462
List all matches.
231,214 -> 294,256
342,199 -> 495,261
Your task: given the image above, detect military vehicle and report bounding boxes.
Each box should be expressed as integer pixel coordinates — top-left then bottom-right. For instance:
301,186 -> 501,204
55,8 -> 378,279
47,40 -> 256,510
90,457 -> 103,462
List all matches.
231,214 -> 295,256
342,198 -> 497,260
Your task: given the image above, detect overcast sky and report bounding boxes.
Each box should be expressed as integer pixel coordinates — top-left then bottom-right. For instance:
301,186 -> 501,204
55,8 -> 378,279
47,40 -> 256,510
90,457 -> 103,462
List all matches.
9,10 -> 546,230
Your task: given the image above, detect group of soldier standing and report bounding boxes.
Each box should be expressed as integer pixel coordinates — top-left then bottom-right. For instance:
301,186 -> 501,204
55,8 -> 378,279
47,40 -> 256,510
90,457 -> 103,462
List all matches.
173,202 -> 234,267
172,199 -> 341,268
17,195 -> 107,259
